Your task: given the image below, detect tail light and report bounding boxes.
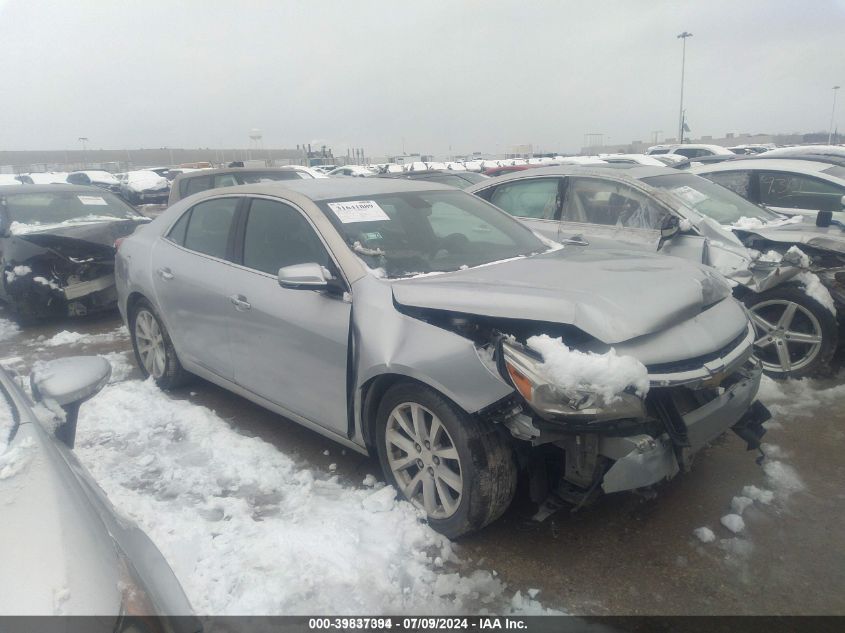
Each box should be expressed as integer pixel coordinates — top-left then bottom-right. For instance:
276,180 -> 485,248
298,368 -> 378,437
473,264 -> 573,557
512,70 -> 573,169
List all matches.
114,237 -> 126,251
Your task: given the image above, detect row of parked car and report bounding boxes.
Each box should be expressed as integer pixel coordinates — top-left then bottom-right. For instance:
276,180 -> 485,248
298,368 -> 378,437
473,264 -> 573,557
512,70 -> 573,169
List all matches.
2,147 -> 843,617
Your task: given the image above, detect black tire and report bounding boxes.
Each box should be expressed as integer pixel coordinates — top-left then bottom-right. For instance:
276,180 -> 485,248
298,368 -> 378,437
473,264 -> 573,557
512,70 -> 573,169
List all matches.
129,298 -> 191,389
375,381 -> 517,539
744,284 -> 838,379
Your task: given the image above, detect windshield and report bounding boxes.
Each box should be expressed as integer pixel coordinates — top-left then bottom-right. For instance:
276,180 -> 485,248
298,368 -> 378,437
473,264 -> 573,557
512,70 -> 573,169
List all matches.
2,191 -> 142,229
319,190 -> 547,278
642,173 -> 783,224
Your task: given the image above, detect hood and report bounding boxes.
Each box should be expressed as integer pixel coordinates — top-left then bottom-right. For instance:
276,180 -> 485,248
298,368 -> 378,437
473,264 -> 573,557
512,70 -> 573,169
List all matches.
14,219 -> 148,257
392,247 -> 724,344
734,221 -> 845,255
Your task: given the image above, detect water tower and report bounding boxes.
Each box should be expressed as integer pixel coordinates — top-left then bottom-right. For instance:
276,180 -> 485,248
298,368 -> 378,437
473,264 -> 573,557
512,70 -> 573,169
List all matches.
248,128 -> 264,161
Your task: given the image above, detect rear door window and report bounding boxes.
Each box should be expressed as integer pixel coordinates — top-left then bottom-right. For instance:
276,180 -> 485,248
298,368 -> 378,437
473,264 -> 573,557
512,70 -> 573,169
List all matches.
758,171 -> 845,212
182,197 -> 239,259
704,170 -> 754,199
180,175 -> 213,198
488,178 -> 560,219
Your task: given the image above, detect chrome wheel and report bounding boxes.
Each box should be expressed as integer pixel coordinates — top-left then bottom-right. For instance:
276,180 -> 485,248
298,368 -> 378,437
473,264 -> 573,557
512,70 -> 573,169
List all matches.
134,309 -> 166,378
385,402 -> 463,519
749,299 -> 823,374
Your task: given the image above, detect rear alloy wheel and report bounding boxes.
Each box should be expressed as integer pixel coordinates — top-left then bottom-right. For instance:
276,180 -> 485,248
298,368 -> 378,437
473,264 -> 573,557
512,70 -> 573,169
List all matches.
375,382 -> 517,538
745,286 -> 838,379
130,299 -> 190,389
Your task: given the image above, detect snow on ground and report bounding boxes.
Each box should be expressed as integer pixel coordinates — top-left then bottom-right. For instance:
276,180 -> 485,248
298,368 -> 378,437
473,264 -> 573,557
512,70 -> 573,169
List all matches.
42,326 -> 128,348
693,374 -> 835,562
73,379 -> 559,615
0,318 -> 19,343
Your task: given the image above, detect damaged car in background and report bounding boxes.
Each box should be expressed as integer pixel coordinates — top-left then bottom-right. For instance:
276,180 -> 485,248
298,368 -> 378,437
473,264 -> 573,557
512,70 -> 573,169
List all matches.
0,185 -> 149,322
469,165 -> 838,378
116,178 -> 768,537
118,169 -> 171,205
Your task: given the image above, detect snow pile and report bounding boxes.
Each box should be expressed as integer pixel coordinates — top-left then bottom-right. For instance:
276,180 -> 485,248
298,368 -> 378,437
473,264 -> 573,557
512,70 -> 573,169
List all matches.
796,272 -> 836,315
0,436 -> 35,479
693,527 -> 716,543
741,485 -> 774,505
730,496 -> 754,515
730,215 -> 802,230
526,334 -> 650,402
763,460 -> 804,493
43,327 -> 129,348
720,514 -> 745,534
0,318 -> 19,343
100,351 -> 134,382
73,379 -> 560,615
731,217 -> 765,230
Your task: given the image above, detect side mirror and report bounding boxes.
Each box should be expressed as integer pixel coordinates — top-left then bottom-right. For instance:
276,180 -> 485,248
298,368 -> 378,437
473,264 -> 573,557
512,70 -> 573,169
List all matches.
278,262 -> 329,289
817,210 -> 833,227
30,356 -> 111,448
657,215 -> 680,250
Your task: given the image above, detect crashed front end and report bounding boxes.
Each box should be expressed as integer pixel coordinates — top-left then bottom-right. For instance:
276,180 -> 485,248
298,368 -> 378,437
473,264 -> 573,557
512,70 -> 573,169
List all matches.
3,225 -> 142,319
492,314 -> 767,502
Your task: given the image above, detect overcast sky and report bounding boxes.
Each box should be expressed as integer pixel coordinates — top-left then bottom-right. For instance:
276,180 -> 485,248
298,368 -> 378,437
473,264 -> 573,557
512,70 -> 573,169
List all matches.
0,0 -> 842,156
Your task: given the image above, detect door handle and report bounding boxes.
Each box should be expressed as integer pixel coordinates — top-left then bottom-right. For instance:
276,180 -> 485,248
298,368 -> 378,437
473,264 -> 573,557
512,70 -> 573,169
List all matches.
229,295 -> 251,311
157,267 -> 174,280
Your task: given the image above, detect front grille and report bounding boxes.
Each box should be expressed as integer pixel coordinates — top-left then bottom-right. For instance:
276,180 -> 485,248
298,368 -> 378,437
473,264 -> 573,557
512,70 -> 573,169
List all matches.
645,329 -> 748,375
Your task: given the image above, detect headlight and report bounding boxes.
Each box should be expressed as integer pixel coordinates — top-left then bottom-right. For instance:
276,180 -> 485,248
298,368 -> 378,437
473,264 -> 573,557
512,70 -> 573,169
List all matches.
500,339 -> 645,423
698,270 -> 732,307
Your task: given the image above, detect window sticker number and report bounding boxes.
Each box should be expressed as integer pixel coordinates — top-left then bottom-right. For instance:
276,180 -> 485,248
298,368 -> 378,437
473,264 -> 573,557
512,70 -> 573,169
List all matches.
77,195 -> 108,206
328,200 -> 390,223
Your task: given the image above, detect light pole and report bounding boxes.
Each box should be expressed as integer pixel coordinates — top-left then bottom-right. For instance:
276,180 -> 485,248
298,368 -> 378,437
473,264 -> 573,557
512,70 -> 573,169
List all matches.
677,31 -> 693,143
829,85 -> 841,145
78,136 -> 88,168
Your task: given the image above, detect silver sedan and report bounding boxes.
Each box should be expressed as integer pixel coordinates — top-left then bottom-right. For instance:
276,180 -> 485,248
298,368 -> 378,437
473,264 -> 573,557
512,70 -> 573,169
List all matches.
116,178 -> 769,537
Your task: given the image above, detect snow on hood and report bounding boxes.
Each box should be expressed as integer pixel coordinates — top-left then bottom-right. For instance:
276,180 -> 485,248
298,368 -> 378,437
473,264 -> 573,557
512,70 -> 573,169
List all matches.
10,216 -> 146,236
729,215 -> 803,231
526,334 -> 650,401
731,218 -> 845,256
73,378 -> 559,615
392,247 -> 724,345
124,170 -> 169,192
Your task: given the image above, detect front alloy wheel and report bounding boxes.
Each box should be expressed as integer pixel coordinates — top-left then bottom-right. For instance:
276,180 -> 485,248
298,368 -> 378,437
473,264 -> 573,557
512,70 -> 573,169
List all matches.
745,285 -> 838,378
375,382 -> 517,538
385,402 -> 463,519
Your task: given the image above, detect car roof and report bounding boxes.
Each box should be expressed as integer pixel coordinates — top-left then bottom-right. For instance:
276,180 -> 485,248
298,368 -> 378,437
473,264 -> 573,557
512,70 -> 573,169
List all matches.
379,169 -> 470,178
0,183 -> 109,195
466,164 -> 678,189
175,166 -> 303,178
208,176 -> 455,201
692,158 -> 838,174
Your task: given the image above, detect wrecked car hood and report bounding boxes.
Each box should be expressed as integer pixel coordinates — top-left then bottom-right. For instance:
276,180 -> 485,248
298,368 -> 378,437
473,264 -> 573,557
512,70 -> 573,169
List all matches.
732,221 -> 845,255
10,219 -> 149,260
391,247 -> 723,344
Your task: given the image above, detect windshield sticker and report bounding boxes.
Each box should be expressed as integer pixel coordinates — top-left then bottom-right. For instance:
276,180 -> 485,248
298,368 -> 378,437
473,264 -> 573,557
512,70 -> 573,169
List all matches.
670,186 -> 708,206
77,195 -> 108,206
328,200 -> 390,223
362,231 -> 383,241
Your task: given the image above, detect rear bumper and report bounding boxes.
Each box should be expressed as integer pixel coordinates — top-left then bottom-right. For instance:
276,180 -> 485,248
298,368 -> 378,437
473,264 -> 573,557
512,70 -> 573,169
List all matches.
600,361 -> 763,493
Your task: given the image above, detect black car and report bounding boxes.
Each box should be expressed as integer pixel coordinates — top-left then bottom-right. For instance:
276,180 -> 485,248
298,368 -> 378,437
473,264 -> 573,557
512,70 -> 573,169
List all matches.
378,169 -> 489,189
0,184 -> 149,321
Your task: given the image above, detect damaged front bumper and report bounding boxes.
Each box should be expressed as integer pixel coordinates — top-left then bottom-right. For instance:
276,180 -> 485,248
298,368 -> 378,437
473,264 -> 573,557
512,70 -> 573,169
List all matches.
601,361 -> 766,493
